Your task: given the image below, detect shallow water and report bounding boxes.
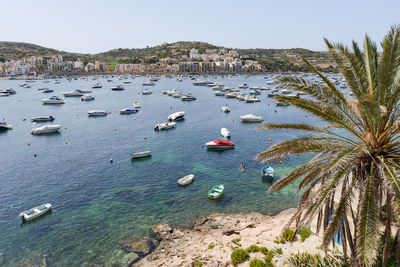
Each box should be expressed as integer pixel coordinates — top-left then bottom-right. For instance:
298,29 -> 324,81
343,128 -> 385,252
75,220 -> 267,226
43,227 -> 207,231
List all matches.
0,75 -> 322,266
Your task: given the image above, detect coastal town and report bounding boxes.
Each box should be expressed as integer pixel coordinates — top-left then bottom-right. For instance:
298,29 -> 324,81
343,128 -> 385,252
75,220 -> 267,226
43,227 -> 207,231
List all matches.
0,46 -> 263,76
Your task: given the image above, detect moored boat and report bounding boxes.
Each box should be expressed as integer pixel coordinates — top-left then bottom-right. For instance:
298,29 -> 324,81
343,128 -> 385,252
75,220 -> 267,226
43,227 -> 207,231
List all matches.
238,83 -> 249,89
31,116 -> 55,122
168,111 -> 185,121
62,90 -> 84,97
41,96 -> 65,104
142,89 -> 153,95
220,128 -> 231,138
206,139 -> 235,150
142,81 -> 155,86
111,85 -> 125,91
19,203 -> 52,222
81,94 -> 95,101
181,95 -> 196,101
88,110 -> 108,116
240,114 -> 264,122
177,174 -> 195,185
119,108 -> 138,114
92,82 -> 102,88
154,121 -> 176,131
261,166 -> 274,179
208,185 -> 224,199
131,150 -> 152,159
0,121 -> 12,130
133,102 -> 142,108
31,124 -> 61,134
220,106 -> 230,113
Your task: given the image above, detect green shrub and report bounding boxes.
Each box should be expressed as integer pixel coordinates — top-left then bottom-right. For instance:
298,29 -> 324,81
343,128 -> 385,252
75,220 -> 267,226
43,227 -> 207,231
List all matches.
298,226 -> 311,242
231,249 -> 250,264
249,258 -> 267,267
247,244 -> 260,253
259,246 -> 268,255
208,242 -> 215,249
195,259 -> 203,267
283,252 -> 345,267
265,251 -> 274,263
282,228 -> 295,242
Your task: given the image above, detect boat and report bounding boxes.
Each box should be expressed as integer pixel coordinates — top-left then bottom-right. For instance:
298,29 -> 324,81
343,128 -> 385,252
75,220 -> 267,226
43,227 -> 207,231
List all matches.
31,116 -> 55,122
0,92 -> 9,97
111,85 -> 125,91
154,121 -> 177,131
192,80 -> 213,86
142,81 -> 155,86
214,91 -> 225,96
261,166 -> 274,179
244,95 -> 261,103
168,111 -> 185,121
142,89 -> 153,95
31,124 -> 61,134
276,101 -> 290,106
206,139 -> 235,150
81,94 -> 95,101
249,86 -> 260,90
261,87 -> 270,90
225,92 -> 237,98
119,108 -> 138,114
41,96 -> 65,104
240,114 -> 264,122
177,174 -> 194,186
0,121 -> 12,130
0,88 -> 16,95
79,89 -> 92,93
249,90 -> 261,95
19,203 -> 52,222
267,92 -> 279,97
92,83 -> 102,88
236,93 -> 246,101
131,150 -> 152,159
166,89 -> 179,96
220,106 -> 230,113
238,83 -> 249,89
123,80 -> 131,84
43,80 -> 50,83
208,185 -> 224,199
172,92 -> 184,98
181,95 -> 196,101
282,89 -> 292,94
42,88 -> 54,93
220,128 -> 231,138
88,110 -> 108,116
271,89 -> 279,93
287,93 -> 300,98
133,102 -> 142,108
62,90 -> 84,97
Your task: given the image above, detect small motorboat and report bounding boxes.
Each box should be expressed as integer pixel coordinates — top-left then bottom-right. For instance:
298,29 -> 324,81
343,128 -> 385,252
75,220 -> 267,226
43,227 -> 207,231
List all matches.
19,203 -> 52,222
282,89 -> 292,95
238,84 -> 249,89
88,110 -> 108,116
249,86 -> 260,90
119,108 -> 138,114
41,96 -> 65,104
0,88 -> 16,95
261,166 -> 274,179
208,185 -> 224,199
225,92 -> 237,98
79,89 -> 92,93
249,90 -> 261,95
142,81 -> 155,86
220,128 -> 231,138
43,80 -> 50,83
206,139 -> 235,150
123,80 -> 131,84
168,111 -> 185,121
0,121 -> 12,130
133,102 -> 142,108
214,91 -> 225,96
111,85 -> 125,91
236,93 -> 246,101
154,121 -> 177,131
81,94 -> 95,101
31,124 -> 61,134
31,116 -> 55,122
62,90 -> 84,97
221,106 -> 230,113
177,174 -> 195,186
244,95 -> 261,103
267,92 -> 279,97
42,88 -> 54,93
131,150 -> 152,159
181,95 -> 196,101
166,89 -> 179,96
172,92 -> 184,98
276,101 -> 290,106
240,114 -> 264,123
92,83 -> 103,88
142,89 -> 153,95
0,92 -> 9,97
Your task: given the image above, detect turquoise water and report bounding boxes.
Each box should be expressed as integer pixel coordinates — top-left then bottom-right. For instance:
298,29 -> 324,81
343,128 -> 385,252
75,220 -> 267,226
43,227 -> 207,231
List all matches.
0,75 -> 319,266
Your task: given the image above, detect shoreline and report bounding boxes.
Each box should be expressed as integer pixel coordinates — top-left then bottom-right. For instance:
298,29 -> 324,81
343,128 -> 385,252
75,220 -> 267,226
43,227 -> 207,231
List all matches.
129,208 -> 326,267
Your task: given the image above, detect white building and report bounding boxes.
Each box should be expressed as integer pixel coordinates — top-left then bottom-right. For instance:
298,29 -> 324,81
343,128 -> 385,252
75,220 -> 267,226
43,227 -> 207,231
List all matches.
12,61 -> 29,75
74,60 -> 84,69
189,48 -> 200,59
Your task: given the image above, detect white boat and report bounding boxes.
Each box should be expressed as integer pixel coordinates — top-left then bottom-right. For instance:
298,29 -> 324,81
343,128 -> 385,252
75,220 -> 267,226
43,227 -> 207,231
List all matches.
214,91 -> 225,96
220,128 -> 231,138
244,95 -> 261,103
249,90 -> 261,95
238,83 -> 249,88
181,95 -> 196,101
42,88 -> 54,93
271,89 -> 279,93
41,96 -> 65,104
276,101 -> 290,106
111,85 -> 125,91
192,80 -> 213,86
142,89 -> 153,95
236,93 -> 246,101
225,92 -> 237,98
123,80 -> 131,84
31,124 -> 61,134
168,111 -> 185,121
119,108 -> 138,114
62,90 -> 84,97
154,121 -> 177,131
31,116 -> 55,122
79,89 -> 92,93
167,89 -> 179,96
221,106 -> 230,113
0,92 -> 9,97
133,102 -> 142,108
0,88 -> 16,95
88,110 -> 108,116
0,121 -> 12,130
131,150 -> 152,159
282,89 -> 292,94
81,94 -> 95,101
142,81 -> 155,86
240,114 -> 264,122
249,86 -> 260,90
19,203 -> 52,222
43,80 -> 50,83
177,174 -> 194,185
92,83 -> 102,88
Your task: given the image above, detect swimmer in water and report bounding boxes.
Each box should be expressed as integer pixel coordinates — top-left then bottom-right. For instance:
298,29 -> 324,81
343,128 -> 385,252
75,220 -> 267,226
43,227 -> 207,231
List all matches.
241,162 -> 246,172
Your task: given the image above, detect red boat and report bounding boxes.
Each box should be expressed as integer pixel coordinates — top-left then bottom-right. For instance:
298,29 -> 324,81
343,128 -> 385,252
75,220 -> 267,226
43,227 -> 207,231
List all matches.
206,139 -> 235,150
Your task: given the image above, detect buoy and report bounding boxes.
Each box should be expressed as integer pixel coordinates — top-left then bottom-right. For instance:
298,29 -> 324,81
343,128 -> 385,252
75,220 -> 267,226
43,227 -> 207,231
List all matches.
110,159 -> 113,163
144,137 -> 147,140
268,138 -> 272,141
201,145 -> 204,148
280,161 -> 283,164
22,118 -> 26,121
28,142 -> 31,146
274,110 -> 277,113
65,140 -> 68,144
34,154 -> 37,157
134,118 -> 136,120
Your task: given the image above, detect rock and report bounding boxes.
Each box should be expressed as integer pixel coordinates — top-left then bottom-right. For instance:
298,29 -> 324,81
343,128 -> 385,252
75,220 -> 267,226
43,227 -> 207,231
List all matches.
123,252 -> 139,264
119,236 -> 152,254
152,223 -> 173,240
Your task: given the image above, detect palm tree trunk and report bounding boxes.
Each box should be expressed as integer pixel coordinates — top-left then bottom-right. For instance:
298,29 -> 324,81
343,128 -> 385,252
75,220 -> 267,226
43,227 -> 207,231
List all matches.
382,196 -> 392,267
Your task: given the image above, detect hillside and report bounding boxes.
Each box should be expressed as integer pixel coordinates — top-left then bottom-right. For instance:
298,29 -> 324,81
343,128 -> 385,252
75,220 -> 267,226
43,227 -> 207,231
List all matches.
0,41 -> 336,72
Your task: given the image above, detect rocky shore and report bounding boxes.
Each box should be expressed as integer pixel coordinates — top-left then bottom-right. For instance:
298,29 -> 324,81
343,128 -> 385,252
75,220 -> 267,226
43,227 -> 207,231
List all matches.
133,208 -> 325,267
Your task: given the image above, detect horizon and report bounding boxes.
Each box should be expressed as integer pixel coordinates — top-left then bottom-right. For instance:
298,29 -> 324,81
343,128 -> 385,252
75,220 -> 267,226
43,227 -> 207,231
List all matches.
2,0 -> 399,54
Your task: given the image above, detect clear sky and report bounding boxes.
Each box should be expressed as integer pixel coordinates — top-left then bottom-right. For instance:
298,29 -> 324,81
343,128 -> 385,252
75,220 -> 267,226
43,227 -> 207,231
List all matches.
1,0 -> 399,54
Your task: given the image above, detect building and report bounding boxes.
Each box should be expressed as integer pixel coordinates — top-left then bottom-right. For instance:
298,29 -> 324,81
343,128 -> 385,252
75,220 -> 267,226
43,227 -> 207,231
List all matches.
189,48 -> 200,59
11,61 -> 29,75
74,59 -> 84,70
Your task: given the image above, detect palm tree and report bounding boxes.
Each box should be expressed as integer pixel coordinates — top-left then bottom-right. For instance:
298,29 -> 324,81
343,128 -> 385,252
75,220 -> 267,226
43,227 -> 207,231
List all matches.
256,26 -> 400,267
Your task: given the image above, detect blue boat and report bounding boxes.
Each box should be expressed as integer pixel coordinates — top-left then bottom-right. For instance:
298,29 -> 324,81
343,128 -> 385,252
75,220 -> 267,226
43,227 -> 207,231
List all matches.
261,166 -> 274,179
